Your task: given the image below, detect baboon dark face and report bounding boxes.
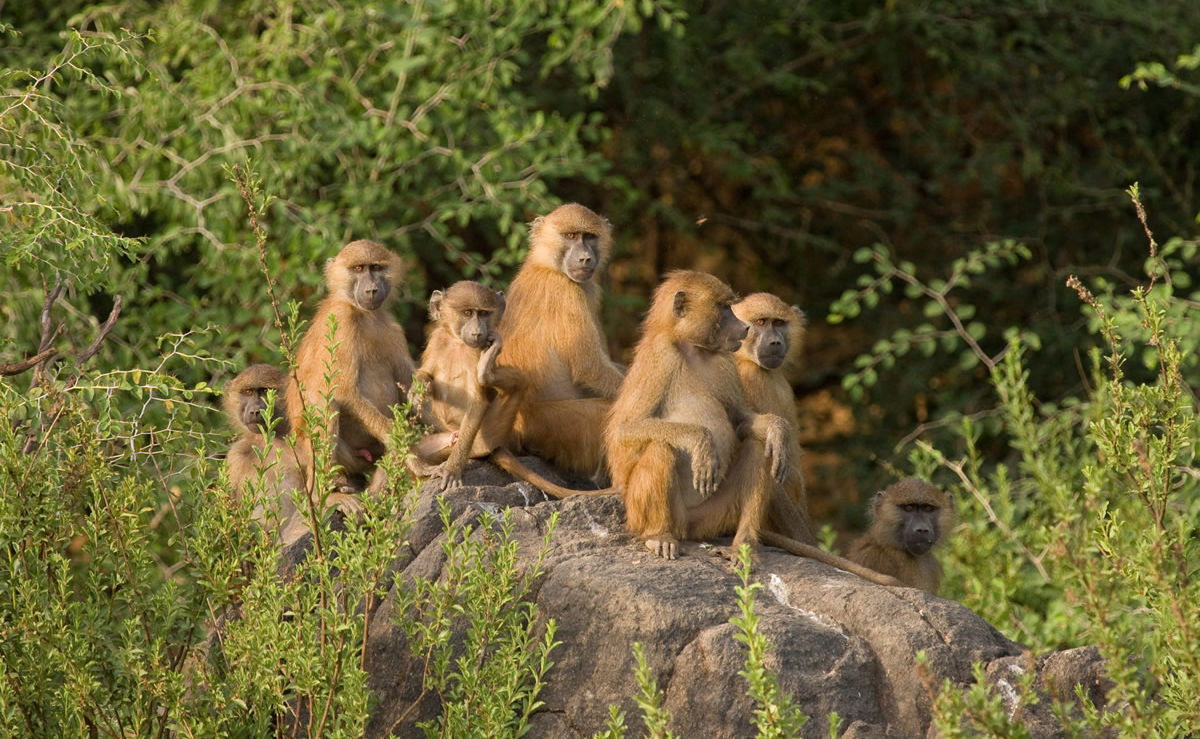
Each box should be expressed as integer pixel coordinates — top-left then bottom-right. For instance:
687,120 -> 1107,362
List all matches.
717,302 -> 750,352
430,282 -> 504,351
898,502 -> 941,556
224,364 -> 288,436
747,317 -> 789,369
560,230 -> 600,283
347,262 -> 391,311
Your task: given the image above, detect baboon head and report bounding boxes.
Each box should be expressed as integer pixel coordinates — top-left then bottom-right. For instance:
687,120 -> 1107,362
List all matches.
732,292 -> 806,371
326,239 -> 401,312
649,270 -> 747,353
873,478 -> 954,556
529,203 -> 613,284
224,364 -> 288,435
429,281 -> 505,350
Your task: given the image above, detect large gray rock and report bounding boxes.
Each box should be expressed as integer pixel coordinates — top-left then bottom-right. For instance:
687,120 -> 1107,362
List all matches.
290,460 -> 1106,738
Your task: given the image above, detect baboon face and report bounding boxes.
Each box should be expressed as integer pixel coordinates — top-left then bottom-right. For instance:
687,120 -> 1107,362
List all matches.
224,364 -> 287,434
732,293 -> 805,371
530,203 -> 613,284
430,282 -> 504,350
896,502 -> 941,555
716,302 -> 750,352
329,240 -> 397,312
560,231 -> 600,283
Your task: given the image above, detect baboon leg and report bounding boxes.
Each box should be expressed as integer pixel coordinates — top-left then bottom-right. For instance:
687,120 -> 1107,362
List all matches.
623,441 -> 685,543
687,437 -> 771,548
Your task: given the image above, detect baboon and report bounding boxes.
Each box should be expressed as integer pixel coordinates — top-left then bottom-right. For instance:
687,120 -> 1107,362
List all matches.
410,281 -> 611,498
287,239 -> 415,493
498,203 -> 624,475
848,478 -> 955,593
731,293 -> 816,545
224,364 -> 303,518
606,271 -> 901,586
225,364 -> 363,543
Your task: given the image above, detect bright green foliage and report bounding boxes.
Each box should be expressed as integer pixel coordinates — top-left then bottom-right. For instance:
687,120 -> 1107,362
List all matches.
920,192 -> 1200,735
731,545 -> 809,739
401,502 -> 560,739
1,0 -> 674,384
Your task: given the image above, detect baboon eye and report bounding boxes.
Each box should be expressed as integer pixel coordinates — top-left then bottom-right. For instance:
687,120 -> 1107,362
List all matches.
563,232 -> 578,240
774,319 -> 787,328
462,309 -> 474,318
756,318 -> 767,326
351,264 -> 365,273
241,389 -> 256,396
901,503 -> 917,512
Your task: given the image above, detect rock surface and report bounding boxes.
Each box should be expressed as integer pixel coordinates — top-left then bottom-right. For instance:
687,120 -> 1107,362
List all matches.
282,460 -> 1107,738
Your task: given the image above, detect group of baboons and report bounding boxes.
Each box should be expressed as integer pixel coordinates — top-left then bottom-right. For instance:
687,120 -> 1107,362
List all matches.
223,203 -> 954,594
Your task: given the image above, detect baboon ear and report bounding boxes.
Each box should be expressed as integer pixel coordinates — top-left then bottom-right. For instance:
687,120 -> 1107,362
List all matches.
494,290 -> 506,317
673,290 -> 688,317
870,489 -> 886,516
428,290 -> 445,321
528,215 -> 545,233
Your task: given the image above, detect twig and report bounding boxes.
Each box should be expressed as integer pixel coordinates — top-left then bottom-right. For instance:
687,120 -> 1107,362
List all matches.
0,347 -> 59,377
76,295 -> 123,363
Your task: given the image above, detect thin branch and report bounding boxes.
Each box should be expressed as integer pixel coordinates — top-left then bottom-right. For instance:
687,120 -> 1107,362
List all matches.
76,295 -> 123,364
0,347 -> 60,377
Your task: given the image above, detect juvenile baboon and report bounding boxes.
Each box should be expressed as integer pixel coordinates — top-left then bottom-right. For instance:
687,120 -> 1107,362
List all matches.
498,203 -> 625,475
411,281 -> 612,498
731,293 -> 816,545
223,364 -> 310,543
287,239 -> 415,493
848,478 -> 955,593
224,364 -> 303,512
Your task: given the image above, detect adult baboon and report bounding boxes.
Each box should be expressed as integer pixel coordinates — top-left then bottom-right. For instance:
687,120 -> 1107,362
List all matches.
287,239 -> 414,493
498,203 -> 624,475
731,292 -> 816,545
410,281 -> 612,498
848,478 -> 955,593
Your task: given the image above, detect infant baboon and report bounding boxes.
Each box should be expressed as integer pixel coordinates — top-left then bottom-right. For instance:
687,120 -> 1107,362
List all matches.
848,478 -> 955,593
287,239 -> 415,493
731,292 -> 815,545
411,281 -> 611,498
498,203 -> 625,475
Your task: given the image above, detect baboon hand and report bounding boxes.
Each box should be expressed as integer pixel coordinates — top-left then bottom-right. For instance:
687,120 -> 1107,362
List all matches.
477,336 -> 503,386
645,536 -> 678,560
428,463 -> 463,493
764,417 -> 789,484
691,429 -> 720,496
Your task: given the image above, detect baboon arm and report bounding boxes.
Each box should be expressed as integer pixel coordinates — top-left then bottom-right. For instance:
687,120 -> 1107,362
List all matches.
612,418 -> 707,453
737,412 -> 791,483
567,325 -> 625,397
337,389 -> 396,442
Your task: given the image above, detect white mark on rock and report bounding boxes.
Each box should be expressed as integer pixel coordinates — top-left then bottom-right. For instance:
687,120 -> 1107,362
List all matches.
582,507 -> 609,537
516,482 -> 534,506
996,679 -> 1020,717
766,573 -> 847,640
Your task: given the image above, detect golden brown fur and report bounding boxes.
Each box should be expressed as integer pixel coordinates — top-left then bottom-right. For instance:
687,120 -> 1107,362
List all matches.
286,239 -> 415,492
410,281 -> 612,498
848,478 -> 955,593
731,293 -> 815,544
605,270 -> 807,559
498,203 -> 624,475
